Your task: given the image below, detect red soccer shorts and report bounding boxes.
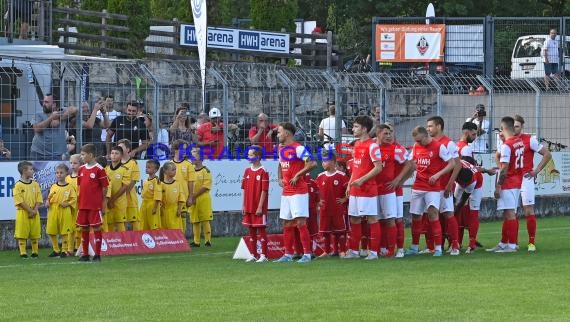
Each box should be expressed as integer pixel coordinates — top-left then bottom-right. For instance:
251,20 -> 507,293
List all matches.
76,209 -> 103,227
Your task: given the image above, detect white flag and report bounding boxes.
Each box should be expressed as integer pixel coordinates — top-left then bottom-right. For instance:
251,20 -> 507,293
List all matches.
191,0 -> 207,112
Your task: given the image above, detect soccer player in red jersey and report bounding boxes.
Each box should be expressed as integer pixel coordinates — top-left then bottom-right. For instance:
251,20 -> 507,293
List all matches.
274,122 -> 317,263
343,116 -> 383,260
454,160 -> 483,253
241,146 -> 270,263
426,116 -> 462,255
76,144 -> 109,262
316,151 -> 348,257
375,124 -> 411,258
513,115 -> 552,252
406,126 -> 455,257
487,116 -> 525,253
457,122 -> 477,159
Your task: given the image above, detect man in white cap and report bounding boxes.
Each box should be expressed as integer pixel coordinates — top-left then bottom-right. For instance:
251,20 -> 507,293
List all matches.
196,108 -> 238,159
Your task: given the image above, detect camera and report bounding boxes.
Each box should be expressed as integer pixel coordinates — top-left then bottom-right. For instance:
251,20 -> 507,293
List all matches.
186,112 -> 191,116
477,110 -> 486,117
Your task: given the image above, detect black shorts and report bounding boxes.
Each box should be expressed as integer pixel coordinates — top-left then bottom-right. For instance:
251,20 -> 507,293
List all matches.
544,63 -> 559,76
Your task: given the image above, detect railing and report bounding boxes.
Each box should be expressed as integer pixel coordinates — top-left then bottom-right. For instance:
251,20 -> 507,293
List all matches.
1,0 -> 52,43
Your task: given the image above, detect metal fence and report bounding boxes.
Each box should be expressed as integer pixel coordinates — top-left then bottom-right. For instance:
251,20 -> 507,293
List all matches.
0,55 -> 569,161
1,0 -> 51,43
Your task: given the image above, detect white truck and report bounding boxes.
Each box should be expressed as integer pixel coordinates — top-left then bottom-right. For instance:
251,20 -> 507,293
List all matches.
510,35 -> 570,79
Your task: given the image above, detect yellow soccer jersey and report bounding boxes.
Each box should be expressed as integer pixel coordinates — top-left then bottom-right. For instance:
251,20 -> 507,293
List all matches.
105,163 -> 130,210
161,180 -> 186,206
190,166 -> 213,223
65,174 -> 79,209
123,158 -> 140,208
142,176 -> 162,202
173,159 -> 195,196
192,166 -> 212,194
46,182 -> 77,235
13,180 -> 43,211
47,182 -> 77,208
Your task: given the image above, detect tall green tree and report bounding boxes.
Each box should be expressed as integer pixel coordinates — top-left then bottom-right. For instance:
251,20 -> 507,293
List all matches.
108,0 -> 151,58
250,0 -> 298,31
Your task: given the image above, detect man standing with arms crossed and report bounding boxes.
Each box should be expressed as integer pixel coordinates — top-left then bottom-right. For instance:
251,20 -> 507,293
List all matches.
513,115 -> 552,252
274,122 -> 317,263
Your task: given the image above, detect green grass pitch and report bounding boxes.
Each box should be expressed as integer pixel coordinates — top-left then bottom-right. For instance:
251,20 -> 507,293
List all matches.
1,216 -> 569,321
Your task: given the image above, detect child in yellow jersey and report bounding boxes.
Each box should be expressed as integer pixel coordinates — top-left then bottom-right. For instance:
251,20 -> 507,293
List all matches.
118,139 -> 142,231
46,163 -> 77,258
171,139 -> 195,235
141,159 -> 162,230
189,147 -> 213,247
159,161 -> 186,230
13,161 -> 43,258
65,154 -> 82,254
105,146 -> 130,232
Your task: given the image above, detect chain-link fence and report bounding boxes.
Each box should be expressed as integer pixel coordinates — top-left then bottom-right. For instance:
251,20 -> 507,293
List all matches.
1,0 -> 51,42
1,54 -> 570,161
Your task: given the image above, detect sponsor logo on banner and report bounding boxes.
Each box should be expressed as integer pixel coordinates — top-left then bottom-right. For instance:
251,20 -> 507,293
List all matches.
416,36 -> 429,55
89,230 -> 190,256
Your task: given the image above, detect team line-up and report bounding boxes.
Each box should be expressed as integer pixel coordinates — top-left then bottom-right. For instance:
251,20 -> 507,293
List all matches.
11,114 -> 548,263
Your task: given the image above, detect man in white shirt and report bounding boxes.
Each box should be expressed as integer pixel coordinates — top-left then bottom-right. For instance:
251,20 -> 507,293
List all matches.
318,105 -> 347,148
543,28 -> 559,89
97,95 -> 121,142
466,104 -> 489,153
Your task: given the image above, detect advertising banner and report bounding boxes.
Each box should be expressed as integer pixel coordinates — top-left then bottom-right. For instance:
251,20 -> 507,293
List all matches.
375,24 -> 445,62
87,229 -> 190,256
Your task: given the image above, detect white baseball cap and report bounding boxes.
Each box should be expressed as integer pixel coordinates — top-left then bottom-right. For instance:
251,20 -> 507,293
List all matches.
208,108 -> 221,118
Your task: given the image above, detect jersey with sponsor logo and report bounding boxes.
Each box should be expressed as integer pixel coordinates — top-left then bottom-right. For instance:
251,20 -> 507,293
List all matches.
350,138 -> 381,197
241,165 -> 269,214
77,163 -> 109,210
519,133 -> 543,174
410,139 -> 451,192
499,136 -> 525,189
316,170 -> 348,216
435,135 -> 459,189
456,139 -> 474,158
393,141 -> 408,196
278,142 -> 308,196
375,143 -> 407,195
457,160 -> 483,190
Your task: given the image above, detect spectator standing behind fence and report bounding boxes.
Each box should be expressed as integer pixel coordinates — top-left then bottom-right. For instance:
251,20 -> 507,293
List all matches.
106,101 -> 149,159
197,108 -> 238,159
543,28 -> 560,90
169,103 -> 196,144
0,139 -> 12,159
466,104 -> 489,153
248,113 -> 277,153
31,93 -> 78,160
318,105 -> 347,148
97,95 -> 120,143
69,100 -> 110,157
4,0 -> 33,39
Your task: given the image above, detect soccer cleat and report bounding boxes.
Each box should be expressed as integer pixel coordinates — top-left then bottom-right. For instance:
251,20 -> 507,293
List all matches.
495,247 -> 517,253
450,248 -> 460,256
48,251 -> 60,258
273,255 -> 293,263
419,249 -> 434,255
92,255 -> 101,262
342,251 -> 360,259
405,248 -> 420,256
364,253 -> 379,260
359,249 -> 369,257
318,252 -> 330,258
379,248 -> 389,257
255,255 -> 268,263
30,253 -> 38,259
395,249 -> 405,258
205,241 -> 212,247
465,247 -> 475,254
59,252 -> 68,259
78,255 -> 90,262
297,254 -> 312,263
433,249 -> 443,257
486,244 -> 505,252
189,242 -> 200,248
20,254 -> 28,259
528,243 -> 536,252
245,255 -> 257,263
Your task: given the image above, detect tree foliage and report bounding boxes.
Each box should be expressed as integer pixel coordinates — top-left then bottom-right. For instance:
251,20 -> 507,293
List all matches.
250,0 -> 298,31
108,0 -> 151,58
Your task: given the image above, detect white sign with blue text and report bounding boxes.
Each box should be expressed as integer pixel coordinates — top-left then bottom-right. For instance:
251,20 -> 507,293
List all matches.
180,24 -> 290,54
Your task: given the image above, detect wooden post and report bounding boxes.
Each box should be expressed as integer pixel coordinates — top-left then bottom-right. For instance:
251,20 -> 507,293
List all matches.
173,18 -> 179,57
281,28 -> 287,65
326,31 -> 333,71
63,6 -> 70,52
311,34 -> 316,67
101,9 -> 107,57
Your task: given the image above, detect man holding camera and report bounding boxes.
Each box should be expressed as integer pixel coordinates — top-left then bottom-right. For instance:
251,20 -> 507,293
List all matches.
466,104 -> 489,153
31,93 -> 78,160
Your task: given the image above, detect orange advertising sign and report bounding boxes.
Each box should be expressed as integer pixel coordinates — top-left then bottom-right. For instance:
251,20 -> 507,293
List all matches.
375,24 -> 445,62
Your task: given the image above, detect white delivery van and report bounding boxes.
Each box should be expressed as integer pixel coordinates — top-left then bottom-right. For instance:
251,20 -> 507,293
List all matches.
510,35 -> 570,79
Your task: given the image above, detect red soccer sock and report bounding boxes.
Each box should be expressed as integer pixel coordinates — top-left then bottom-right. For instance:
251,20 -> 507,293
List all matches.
501,220 -> 508,244
349,223 -> 362,251
361,221 -> 370,250
337,232 -> 347,253
283,226 -> 295,255
81,230 -> 89,256
411,218 -> 422,245
323,232 -> 331,254
330,233 -> 338,254
293,228 -> 303,255
369,222 -> 381,254
512,218 -> 519,245
386,224 -> 397,255
446,215 -> 460,249
258,227 -> 268,256
469,210 -> 480,249
380,221 -> 388,249
297,224 -> 312,255
396,220 -> 405,249
94,230 -> 102,256
526,214 -> 536,244
247,226 -> 258,256
429,219 -> 442,248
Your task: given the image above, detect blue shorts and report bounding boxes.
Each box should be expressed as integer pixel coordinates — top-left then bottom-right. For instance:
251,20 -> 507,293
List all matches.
544,63 -> 558,76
